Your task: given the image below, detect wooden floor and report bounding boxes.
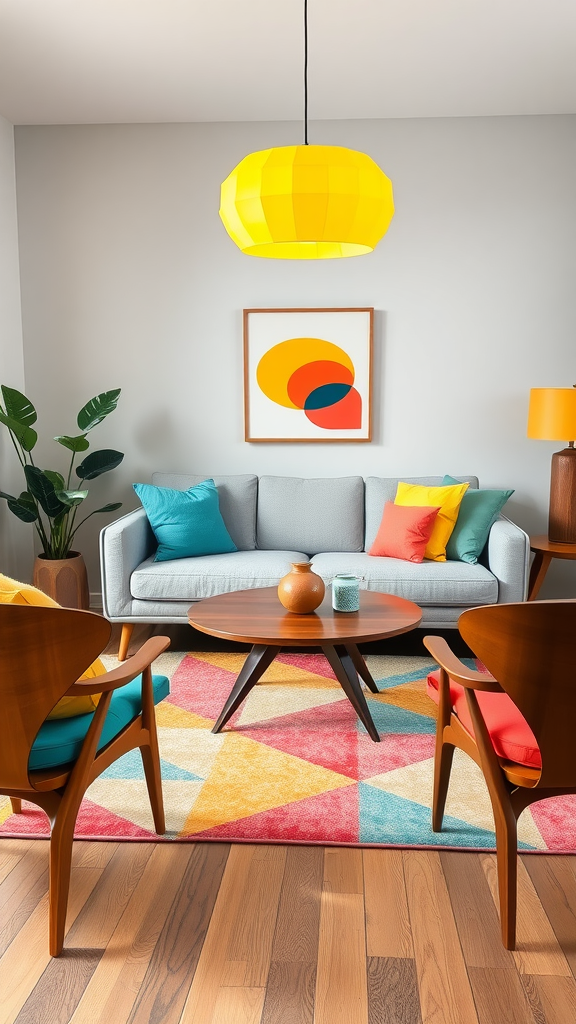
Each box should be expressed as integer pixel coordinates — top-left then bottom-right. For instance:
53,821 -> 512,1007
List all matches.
1,839 -> 576,1024
3,623 -> 574,1023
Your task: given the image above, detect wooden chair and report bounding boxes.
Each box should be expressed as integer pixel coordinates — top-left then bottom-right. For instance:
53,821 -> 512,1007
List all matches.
423,599 -> 576,949
0,604 -> 170,956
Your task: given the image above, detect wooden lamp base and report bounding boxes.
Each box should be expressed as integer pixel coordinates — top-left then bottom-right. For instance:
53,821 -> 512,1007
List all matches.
549,446 -> 576,544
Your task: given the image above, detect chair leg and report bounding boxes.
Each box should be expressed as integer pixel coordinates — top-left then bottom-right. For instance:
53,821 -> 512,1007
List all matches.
432,734 -> 455,832
494,813 -> 518,950
118,623 -> 134,662
140,742 -> 165,835
49,809 -> 77,956
10,798 -> 22,814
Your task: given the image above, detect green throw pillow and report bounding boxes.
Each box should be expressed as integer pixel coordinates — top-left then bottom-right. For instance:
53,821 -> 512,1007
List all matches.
133,478 -> 237,562
442,475 -> 514,564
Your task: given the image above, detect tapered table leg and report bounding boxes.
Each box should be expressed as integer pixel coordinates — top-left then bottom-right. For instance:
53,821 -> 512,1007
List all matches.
527,550 -> 552,601
212,644 -> 281,733
322,644 -> 381,742
344,643 -> 380,693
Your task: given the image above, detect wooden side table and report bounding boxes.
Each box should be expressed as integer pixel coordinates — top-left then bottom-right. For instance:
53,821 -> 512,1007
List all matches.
528,535 -> 576,600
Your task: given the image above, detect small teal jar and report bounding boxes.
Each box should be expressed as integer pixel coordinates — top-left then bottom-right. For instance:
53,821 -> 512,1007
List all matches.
332,574 -> 360,612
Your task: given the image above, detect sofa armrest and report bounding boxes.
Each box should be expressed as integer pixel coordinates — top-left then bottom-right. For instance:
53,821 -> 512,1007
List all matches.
100,508 -> 155,619
486,516 -> 530,603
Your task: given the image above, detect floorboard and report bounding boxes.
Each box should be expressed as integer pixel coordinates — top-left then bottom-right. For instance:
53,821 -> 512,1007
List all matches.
0,841 -> 574,1023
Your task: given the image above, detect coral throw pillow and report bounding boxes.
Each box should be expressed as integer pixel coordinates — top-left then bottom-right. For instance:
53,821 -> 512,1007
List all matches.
0,573 -> 105,720
368,502 -> 440,562
394,481 -> 469,562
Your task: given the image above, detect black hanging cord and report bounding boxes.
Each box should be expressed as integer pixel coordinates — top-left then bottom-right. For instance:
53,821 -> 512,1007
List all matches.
304,0 -> 308,144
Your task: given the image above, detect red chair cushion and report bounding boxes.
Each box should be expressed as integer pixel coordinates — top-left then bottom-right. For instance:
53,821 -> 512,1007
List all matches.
427,668 -> 541,768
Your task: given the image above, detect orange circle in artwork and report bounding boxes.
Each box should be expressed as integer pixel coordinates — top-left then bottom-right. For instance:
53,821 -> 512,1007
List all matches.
305,386 -> 362,429
286,360 -> 354,409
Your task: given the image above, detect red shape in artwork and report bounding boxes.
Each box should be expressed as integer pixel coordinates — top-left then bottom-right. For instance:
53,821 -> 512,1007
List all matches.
287,360 -> 354,409
305,386 -> 362,429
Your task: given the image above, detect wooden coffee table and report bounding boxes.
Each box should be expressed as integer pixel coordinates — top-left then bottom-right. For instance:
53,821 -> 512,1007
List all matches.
188,587 -> 422,743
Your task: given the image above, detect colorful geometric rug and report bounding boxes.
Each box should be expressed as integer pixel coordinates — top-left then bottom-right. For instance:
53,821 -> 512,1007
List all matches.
1,652 -> 573,851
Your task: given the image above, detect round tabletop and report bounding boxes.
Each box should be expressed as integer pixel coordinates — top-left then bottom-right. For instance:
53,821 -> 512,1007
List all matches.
188,587 -> 422,646
530,535 -> 576,559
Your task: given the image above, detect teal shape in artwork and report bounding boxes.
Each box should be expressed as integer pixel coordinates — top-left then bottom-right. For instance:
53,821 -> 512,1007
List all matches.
304,382 -> 352,410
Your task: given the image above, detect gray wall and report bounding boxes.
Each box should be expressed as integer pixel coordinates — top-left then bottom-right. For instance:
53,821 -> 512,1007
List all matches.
0,113 -> 31,579
13,115 -> 576,599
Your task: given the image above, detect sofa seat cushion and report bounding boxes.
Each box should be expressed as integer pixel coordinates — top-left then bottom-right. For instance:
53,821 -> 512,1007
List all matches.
310,552 -> 498,606
130,550 -> 309,602
427,669 -> 541,768
29,673 -> 170,771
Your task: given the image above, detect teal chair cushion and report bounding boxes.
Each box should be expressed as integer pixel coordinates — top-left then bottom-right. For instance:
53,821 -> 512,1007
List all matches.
29,673 -> 170,771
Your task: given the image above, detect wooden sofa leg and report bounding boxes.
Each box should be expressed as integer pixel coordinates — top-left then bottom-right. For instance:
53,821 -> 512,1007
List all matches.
10,798 -> 22,814
118,623 -> 134,662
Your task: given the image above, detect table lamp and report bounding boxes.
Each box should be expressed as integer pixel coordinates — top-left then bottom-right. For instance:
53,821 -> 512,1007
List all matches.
528,387 -> 576,543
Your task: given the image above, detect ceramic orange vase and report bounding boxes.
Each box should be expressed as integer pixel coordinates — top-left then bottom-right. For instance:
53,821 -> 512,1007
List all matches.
277,561 -> 325,614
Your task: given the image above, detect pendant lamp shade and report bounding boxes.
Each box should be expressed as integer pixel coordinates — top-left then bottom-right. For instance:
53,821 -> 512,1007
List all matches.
219,144 -> 394,259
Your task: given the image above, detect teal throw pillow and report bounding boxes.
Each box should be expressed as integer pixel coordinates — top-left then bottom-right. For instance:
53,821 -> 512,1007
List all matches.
442,475 -> 514,564
133,479 -> 237,562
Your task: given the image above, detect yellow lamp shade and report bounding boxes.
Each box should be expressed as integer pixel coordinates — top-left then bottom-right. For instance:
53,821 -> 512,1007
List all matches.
219,144 -> 394,259
528,388 -> 576,441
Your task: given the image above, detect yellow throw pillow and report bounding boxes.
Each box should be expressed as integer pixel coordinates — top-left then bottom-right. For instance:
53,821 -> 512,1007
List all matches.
0,573 -> 105,719
394,482 -> 469,562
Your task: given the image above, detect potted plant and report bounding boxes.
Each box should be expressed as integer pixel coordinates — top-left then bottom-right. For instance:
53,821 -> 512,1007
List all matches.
0,385 -> 124,608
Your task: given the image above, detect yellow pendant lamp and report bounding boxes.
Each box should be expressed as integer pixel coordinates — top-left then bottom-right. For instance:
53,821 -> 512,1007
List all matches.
219,2 -> 394,259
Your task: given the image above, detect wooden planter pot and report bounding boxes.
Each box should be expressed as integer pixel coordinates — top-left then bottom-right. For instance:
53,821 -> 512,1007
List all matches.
33,551 -> 90,609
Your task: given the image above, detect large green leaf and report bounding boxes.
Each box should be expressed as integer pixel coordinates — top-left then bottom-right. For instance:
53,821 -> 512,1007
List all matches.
76,449 -> 124,480
77,389 -> 121,432
24,466 -> 68,519
43,470 -> 65,490
55,489 -> 89,507
0,410 -> 37,451
91,502 -> 122,514
54,434 -> 89,453
1,386 -> 37,426
0,490 -> 38,523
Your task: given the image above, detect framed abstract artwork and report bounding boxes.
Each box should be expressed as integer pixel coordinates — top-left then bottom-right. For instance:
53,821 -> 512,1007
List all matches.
243,307 -> 373,442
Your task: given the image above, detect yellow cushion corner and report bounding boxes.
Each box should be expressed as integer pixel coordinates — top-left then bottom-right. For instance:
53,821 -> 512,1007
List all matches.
394,482 -> 469,562
0,573 -> 104,719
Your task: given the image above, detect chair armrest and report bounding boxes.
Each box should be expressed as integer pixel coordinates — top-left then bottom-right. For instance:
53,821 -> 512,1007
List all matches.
487,516 -> 530,603
100,508 -> 156,619
423,635 -> 503,692
66,636 -> 170,694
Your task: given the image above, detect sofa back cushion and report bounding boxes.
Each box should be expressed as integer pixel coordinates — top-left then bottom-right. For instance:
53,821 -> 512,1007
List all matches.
152,474 -> 257,550
257,476 -> 364,554
364,476 -> 478,552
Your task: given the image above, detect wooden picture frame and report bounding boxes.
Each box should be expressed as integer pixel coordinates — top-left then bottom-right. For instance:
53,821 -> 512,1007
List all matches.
243,307 -> 373,443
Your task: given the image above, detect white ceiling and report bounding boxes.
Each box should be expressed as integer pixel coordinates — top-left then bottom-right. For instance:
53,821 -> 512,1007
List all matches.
1,0 -> 575,126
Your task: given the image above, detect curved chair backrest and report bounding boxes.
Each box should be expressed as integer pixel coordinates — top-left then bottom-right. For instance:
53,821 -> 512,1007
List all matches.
459,600 -> 576,789
0,605 -> 111,791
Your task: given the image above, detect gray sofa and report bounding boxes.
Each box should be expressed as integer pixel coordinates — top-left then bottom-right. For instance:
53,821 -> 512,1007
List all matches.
100,473 -> 529,652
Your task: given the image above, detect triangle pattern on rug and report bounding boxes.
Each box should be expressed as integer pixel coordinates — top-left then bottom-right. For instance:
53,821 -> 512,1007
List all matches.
358,784 -> 505,847
364,749 -> 546,850
100,748 -> 201,781
192,784 -> 360,845
2,650 -> 571,852
180,730 -> 354,836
